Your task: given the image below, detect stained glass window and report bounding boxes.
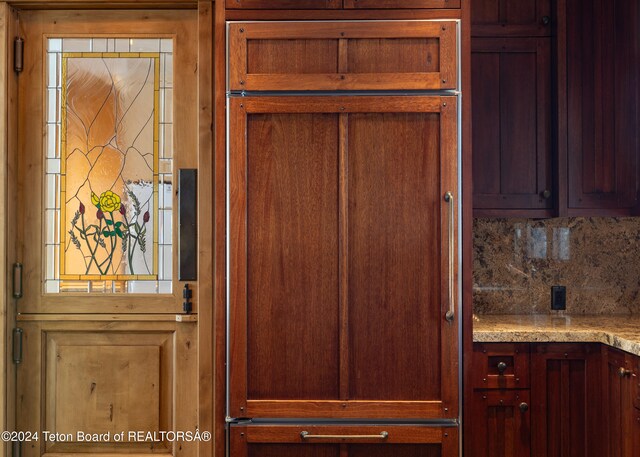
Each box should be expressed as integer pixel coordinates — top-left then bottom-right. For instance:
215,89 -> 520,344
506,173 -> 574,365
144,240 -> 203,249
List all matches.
45,38 -> 174,294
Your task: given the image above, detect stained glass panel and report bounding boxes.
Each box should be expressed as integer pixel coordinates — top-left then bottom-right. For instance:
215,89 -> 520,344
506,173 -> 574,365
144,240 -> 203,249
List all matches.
45,38 -> 174,294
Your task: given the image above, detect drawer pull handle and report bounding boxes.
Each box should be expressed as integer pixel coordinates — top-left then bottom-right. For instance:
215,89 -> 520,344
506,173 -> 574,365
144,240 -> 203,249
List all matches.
497,362 -> 507,375
300,431 -> 389,440
519,402 -> 529,413
444,191 -> 455,322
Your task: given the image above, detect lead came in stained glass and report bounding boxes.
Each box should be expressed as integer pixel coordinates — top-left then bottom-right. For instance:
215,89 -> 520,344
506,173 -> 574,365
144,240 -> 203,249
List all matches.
45,38 -> 174,294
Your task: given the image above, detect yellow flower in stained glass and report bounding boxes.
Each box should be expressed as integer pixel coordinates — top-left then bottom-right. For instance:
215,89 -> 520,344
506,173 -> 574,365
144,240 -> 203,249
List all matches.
91,191 -> 100,208
98,190 -> 121,213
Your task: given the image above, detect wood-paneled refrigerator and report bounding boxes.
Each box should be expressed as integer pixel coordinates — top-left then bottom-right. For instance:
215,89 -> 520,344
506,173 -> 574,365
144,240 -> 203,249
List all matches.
226,20 -> 462,457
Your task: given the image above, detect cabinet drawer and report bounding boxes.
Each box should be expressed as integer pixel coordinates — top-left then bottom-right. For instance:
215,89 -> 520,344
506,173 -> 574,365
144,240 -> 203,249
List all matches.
228,21 -> 457,91
230,425 -> 459,457
473,343 -> 530,389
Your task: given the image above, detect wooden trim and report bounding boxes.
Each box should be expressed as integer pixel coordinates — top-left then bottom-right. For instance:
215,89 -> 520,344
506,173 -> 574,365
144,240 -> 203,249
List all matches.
338,113 -> 348,402
228,21 -> 458,92
225,9 -> 462,20
0,4 -> 12,456
233,96 -> 443,113
213,1 -> 226,457
440,95 -> 459,418
554,0 -> 568,217
16,313 -> 198,321
461,0 -> 473,455
344,0 -> 460,8
244,400 -> 449,420
197,3 -> 214,457
9,0 -> 197,8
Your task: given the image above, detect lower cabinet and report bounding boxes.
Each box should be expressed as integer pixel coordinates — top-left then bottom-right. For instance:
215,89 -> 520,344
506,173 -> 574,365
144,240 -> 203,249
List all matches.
530,343 -> 602,457
470,390 -> 531,457
469,342 -> 640,457
229,425 -> 459,457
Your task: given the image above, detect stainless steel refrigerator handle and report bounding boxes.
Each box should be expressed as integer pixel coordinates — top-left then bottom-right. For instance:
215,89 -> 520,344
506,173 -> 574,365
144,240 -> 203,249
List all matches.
300,431 -> 389,440
444,191 -> 455,322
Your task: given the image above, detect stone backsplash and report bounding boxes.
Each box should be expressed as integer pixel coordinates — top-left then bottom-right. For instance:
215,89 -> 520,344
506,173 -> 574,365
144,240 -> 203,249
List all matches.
473,218 -> 640,315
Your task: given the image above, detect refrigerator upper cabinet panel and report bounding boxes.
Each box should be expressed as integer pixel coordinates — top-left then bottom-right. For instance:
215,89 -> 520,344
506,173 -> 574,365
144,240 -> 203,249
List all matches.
227,95 -> 460,420
227,21 -> 458,92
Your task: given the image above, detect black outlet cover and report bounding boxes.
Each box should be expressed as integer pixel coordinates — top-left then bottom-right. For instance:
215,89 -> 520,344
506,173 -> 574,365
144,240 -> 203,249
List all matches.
551,286 -> 566,310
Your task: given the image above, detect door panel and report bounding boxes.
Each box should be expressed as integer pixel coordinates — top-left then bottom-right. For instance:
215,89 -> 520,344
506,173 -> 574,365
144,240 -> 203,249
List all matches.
230,425 -> 458,457
17,319 -> 197,456
18,10 -> 198,314
347,112 -> 442,401
472,37 -> 552,212
470,390 -> 531,457
14,10 -> 201,457
229,96 -> 459,419
228,21 -> 457,91
245,113 -> 340,401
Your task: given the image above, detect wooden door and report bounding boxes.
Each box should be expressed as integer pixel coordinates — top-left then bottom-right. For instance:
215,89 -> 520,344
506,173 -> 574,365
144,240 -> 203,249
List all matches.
530,344 -> 602,457
472,37 -> 552,215
229,424 -> 459,457
564,0 -> 639,212
603,347 -> 635,457
471,0 -> 551,36
14,10 -> 200,457
228,95 -> 459,420
470,390 -> 531,457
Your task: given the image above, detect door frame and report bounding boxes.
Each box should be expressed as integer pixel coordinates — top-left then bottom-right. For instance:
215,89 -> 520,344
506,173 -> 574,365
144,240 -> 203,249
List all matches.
0,2 -> 213,457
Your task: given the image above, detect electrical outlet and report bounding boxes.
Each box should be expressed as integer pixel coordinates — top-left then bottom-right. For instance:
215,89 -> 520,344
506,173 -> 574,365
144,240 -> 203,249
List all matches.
551,286 -> 566,311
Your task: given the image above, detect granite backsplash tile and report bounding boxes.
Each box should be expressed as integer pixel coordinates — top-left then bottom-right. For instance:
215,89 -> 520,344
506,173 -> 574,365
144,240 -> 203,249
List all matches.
473,217 -> 640,315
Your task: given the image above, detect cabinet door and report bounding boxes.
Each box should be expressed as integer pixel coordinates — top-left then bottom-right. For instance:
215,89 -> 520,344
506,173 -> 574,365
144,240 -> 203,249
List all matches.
228,96 -> 459,419
471,0 -> 551,36
565,0 -> 640,213
530,344 -> 602,457
603,347 -> 636,457
472,38 -> 552,216
470,390 -> 531,457
229,425 -> 458,457
228,21 -> 457,92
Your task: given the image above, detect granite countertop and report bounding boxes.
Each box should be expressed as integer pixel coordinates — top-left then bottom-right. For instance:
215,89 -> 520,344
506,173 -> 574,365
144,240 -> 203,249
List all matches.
473,314 -> 640,357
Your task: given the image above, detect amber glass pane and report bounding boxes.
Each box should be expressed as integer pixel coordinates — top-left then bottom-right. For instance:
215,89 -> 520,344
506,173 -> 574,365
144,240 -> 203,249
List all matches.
45,38 -> 174,294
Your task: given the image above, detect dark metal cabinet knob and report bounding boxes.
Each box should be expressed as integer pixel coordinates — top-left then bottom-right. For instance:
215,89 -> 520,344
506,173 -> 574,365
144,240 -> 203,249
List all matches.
619,367 -> 633,378
497,362 -> 507,375
541,189 -> 552,199
542,16 -> 551,26
519,402 -> 529,413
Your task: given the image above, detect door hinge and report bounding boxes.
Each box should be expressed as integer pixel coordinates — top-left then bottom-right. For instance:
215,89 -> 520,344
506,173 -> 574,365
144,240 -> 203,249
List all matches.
12,440 -> 21,457
12,328 -> 23,364
12,263 -> 23,299
14,38 -> 23,74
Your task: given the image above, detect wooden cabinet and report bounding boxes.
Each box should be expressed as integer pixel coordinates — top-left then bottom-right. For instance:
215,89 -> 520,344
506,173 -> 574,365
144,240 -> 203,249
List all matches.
229,425 -> 459,457
562,0 -> 640,214
469,342 -> 640,457
472,37 -> 552,215
471,0 -> 553,217
470,343 -> 531,457
228,95 -> 459,419
471,0 -> 551,36
603,347 -> 639,457
470,390 -> 531,457
530,344 -> 602,457
228,95 -> 458,418
226,0 -> 459,9
228,21 -> 457,92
